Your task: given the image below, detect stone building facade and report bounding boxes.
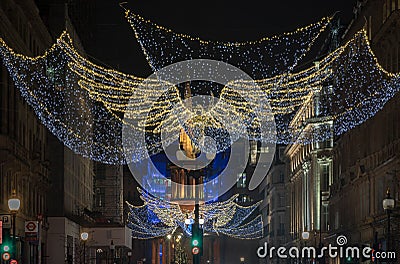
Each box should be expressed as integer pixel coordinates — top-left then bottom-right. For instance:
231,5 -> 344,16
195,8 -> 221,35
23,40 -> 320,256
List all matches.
285,84 -> 334,256
259,145 -> 288,264
0,0 -> 53,262
328,0 -> 400,263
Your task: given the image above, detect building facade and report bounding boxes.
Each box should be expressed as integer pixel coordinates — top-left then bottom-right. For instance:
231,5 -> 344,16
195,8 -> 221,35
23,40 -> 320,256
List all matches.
44,5 -> 96,263
93,163 -> 124,226
0,0 -> 53,262
282,1 -> 400,263
259,145 -> 288,264
327,1 -> 400,263
285,78 -> 334,257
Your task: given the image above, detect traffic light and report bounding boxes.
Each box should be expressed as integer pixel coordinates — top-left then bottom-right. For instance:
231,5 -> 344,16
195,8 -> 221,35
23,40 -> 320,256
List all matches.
191,224 -> 203,256
1,239 -> 11,252
2,245 -> 9,252
192,237 -> 199,247
1,241 -> 12,259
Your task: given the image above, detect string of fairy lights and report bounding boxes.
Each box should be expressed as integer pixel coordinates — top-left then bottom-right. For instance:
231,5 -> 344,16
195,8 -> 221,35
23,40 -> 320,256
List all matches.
126,189 -> 262,239
125,10 -> 333,79
0,23 -> 398,164
0,10 -> 399,241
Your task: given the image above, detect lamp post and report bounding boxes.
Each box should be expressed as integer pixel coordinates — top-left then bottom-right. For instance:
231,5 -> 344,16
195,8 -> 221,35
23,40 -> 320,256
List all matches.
96,248 -> 103,264
302,231 -> 310,264
127,251 -> 132,264
110,240 -> 115,264
80,232 -> 89,264
166,234 -> 172,264
8,193 -> 21,260
382,188 -> 395,251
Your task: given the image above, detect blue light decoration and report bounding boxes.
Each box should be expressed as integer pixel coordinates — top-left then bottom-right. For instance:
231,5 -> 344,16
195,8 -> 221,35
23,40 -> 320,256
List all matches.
126,188 -> 262,239
134,146 -> 229,202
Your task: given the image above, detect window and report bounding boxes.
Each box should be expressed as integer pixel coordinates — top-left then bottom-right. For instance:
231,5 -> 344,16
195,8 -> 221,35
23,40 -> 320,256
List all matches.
278,223 -> 285,236
264,224 -> 269,236
279,171 -> 284,183
250,141 -> 257,165
278,194 -> 285,208
96,163 -> 106,179
259,146 -> 269,153
321,163 -> 331,190
66,235 -> 73,263
322,204 -> 329,231
237,173 -> 246,188
95,187 -> 105,207
335,211 -> 339,230
237,194 -> 251,203
303,170 -> 310,230
277,147 -> 285,162
270,222 -> 274,237
383,2 -> 387,22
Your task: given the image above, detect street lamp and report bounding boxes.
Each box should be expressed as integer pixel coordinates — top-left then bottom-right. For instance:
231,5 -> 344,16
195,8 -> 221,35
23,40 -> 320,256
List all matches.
383,188 -> 395,251
302,231 -> 310,240
165,234 -> 172,264
302,231 -> 310,263
110,240 -> 115,264
127,251 -> 132,264
96,248 -> 103,263
8,192 -> 20,260
80,232 -> 89,264
240,256 -> 245,263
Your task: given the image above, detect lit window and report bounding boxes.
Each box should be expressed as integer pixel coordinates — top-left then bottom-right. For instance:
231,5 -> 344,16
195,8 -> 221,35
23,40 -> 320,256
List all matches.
278,147 -> 285,162
250,141 -> 257,165
95,187 -> 105,207
237,173 -> 246,188
260,146 -> 269,153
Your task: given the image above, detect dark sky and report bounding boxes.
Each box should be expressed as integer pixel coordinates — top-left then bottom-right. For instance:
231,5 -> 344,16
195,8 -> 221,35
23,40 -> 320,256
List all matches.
87,1 -> 356,77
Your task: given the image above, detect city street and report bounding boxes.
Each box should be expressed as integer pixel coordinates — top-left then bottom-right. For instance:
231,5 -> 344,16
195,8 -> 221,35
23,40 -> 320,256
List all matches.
0,1 -> 399,263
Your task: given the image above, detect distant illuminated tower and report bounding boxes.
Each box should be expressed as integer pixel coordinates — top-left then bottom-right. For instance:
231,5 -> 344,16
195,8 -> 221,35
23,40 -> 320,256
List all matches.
172,82 -> 204,203
179,82 -> 197,159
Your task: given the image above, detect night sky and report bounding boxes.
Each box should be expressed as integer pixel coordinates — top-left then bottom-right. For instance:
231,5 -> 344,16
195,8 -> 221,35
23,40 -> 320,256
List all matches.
86,1 -> 356,77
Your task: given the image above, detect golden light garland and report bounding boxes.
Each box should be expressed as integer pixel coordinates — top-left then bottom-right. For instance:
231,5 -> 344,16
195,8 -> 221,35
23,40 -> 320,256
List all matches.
0,24 -> 398,164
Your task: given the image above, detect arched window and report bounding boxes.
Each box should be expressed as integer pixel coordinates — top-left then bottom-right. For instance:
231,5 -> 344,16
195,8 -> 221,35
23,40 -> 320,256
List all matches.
383,2 -> 387,22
